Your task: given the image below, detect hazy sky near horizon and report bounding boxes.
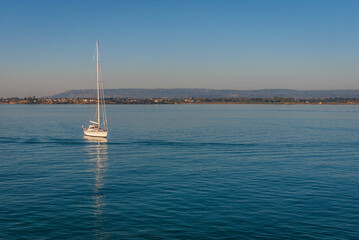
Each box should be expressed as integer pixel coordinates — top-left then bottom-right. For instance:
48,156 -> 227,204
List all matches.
0,0 -> 358,97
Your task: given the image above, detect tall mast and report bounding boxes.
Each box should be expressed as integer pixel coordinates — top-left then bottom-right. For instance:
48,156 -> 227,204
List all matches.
96,40 -> 100,127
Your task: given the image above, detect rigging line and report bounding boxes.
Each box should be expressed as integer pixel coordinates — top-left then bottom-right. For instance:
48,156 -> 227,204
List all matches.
102,71 -> 108,129
92,47 -> 97,66
91,47 -> 98,122
100,65 -> 108,130
103,82 -> 108,130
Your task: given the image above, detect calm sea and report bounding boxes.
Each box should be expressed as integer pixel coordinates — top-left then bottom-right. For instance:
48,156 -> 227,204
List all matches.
0,104 -> 358,239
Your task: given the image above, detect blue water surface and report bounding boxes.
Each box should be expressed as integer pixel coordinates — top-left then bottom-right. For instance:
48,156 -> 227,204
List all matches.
0,104 -> 358,239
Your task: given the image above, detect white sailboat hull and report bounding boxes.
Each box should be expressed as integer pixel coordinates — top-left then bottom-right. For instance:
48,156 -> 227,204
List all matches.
83,128 -> 108,138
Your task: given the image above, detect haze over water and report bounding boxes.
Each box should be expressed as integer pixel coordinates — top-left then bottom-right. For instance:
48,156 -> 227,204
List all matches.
1,1 -> 359,97
0,104 -> 358,239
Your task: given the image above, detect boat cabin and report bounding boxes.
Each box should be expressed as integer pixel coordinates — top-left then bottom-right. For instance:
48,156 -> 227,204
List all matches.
88,124 -> 99,130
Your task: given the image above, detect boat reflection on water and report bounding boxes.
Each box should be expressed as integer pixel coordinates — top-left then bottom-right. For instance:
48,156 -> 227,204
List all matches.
84,136 -> 109,143
84,136 -> 108,233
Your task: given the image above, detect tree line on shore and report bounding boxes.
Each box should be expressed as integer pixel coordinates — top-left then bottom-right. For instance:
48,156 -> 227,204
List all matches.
1,96 -> 359,104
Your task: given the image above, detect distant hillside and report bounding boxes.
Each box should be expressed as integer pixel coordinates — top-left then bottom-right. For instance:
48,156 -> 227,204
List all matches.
51,88 -> 359,99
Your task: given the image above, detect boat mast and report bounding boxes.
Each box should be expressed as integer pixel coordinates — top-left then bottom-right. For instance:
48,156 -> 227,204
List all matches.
96,40 -> 100,127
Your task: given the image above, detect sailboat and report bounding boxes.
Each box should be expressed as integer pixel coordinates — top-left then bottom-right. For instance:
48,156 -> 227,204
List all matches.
83,40 -> 108,138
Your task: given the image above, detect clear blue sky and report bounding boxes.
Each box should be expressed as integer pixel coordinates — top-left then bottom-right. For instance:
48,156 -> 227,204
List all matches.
0,0 -> 358,97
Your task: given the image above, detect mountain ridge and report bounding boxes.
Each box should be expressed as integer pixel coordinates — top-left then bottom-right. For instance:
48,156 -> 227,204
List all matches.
50,88 -> 359,99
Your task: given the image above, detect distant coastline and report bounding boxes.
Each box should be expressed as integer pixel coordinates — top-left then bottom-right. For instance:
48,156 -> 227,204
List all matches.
3,88 -> 359,105
1,97 -> 359,105
51,88 -> 359,99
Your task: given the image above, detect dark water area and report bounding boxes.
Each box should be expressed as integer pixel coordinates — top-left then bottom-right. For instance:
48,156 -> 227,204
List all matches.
0,104 -> 358,239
